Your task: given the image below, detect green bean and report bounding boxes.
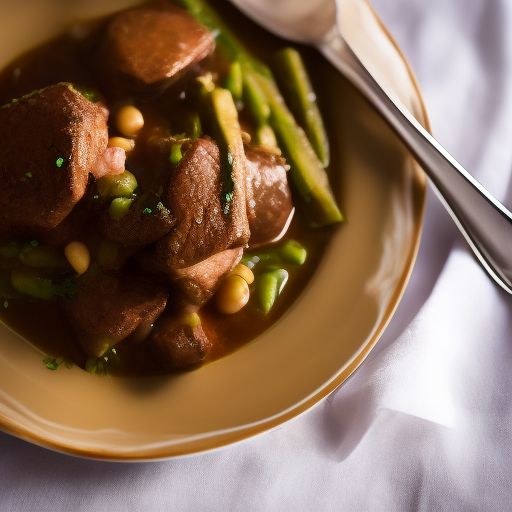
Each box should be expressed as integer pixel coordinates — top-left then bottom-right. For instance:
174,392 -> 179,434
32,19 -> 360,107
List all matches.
275,240 -> 307,265
273,48 -> 330,167
208,87 -> 245,215
0,243 -> 23,259
169,143 -> 183,165
242,65 -> 270,127
0,271 -> 23,299
225,61 -> 243,103
11,267 -> 55,300
19,245 -> 70,269
109,197 -> 134,219
188,113 -> 203,139
97,170 -> 138,199
254,125 -> 278,147
240,64 -> 279,146
256,268 -> 288,314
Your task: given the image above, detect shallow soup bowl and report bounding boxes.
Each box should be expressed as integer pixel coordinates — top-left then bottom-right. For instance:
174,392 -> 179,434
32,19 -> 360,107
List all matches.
0,0 -> 426,459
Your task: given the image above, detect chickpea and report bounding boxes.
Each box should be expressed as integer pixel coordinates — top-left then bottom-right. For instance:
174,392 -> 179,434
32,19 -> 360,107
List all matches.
114,105 -> 144,137
64,241 -> 90,275
108,136 -> 135,152
231,263 -> 254,284
241,131 -> 252,144
215,275 -> 250,314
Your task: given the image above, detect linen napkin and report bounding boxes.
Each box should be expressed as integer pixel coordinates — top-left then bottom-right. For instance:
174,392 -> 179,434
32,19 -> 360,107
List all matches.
2,0 -> 512,510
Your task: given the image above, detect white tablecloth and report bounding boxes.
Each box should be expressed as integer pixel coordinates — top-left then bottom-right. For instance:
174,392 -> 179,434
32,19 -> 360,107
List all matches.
2,0 -> 512,510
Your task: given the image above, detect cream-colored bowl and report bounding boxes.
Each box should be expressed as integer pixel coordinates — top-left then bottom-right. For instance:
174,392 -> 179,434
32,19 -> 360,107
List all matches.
0,0 -> 427,459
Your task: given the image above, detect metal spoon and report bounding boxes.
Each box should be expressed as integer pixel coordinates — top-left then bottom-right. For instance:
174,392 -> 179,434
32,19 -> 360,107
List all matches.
229,0 -> 512,294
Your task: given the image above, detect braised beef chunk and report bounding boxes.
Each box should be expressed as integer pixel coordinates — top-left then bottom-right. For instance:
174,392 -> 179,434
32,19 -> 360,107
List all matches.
173,247 -> 243,306
98,194 -> 176,246
92,4 -> 215,94
151,313 -> 213,370
64,272 -> 168,357
155,137 -> 249,272
0,83 -> 124,234
245,145 -> 294,248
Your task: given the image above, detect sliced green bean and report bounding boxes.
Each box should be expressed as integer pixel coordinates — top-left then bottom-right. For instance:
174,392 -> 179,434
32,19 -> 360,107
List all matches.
225,61 -> 243,103
256,268 -> 288,314
242,65 -> 270,127
109,197 -> 134,219
275,240 -> 307,265
241,63 -> 278,146
0,271 -> 23,299
273,48 -> 330,167
0,243 -> 23,259
20,245 -> 70,269
254,125 -> 278,147
208,87 -> 245,215
188,113 -> 202,139
169,143 -> 184,165
11,267 -> 54,300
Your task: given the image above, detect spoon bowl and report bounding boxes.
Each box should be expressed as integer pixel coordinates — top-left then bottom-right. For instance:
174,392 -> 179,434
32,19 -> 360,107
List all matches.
229,0 -> 337,43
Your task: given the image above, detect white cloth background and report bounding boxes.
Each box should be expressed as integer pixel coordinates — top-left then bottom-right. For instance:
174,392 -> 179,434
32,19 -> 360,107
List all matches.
2,0 -> 512,510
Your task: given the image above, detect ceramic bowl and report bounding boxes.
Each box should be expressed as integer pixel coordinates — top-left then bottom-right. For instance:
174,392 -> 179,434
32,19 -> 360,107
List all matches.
0,0 -> 427,459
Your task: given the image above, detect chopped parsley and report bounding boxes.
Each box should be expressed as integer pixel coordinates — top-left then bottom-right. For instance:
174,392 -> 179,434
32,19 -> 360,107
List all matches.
56,157 -> 64,168
43,358 -> 59,370
52,278 -> 79,299
43,356 -> 73,371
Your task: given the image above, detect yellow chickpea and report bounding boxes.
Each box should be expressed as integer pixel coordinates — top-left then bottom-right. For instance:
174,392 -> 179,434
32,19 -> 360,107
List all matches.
114,105 -> 144,137
215,275 -> 250,315
231,263 -> 254,284
108,136 -> 135,152
64,241 -> 90,275
241,131 -> 252,144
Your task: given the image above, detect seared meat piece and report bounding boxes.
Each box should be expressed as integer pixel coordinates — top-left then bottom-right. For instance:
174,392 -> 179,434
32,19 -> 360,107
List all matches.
151,313 -> 213,370
64,272 -> 168,357
174,247 -> 243,306
0,83 -> 124,234
98,194 -> 176,246
245,145 -> 294,248
155,137 -> 249,271
92,3 -> 215,94
33,203 -> 89,246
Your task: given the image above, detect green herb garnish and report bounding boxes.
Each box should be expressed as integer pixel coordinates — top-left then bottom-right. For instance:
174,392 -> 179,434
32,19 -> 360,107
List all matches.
52,278 -> 79,298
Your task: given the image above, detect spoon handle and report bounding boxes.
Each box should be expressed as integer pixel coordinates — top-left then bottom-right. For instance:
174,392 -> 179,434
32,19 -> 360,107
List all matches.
320,29 -> 512,293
